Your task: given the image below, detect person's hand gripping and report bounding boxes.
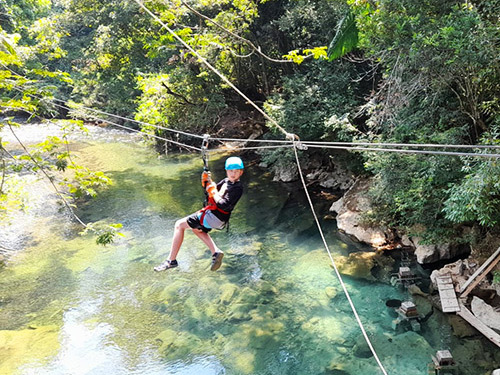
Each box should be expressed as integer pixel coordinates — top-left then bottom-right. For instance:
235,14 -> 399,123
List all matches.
206,181 -> 217,198
201,170 -> 211,187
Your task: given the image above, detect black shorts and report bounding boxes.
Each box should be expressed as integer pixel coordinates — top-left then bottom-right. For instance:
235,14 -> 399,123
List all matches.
186,212 -> 211,233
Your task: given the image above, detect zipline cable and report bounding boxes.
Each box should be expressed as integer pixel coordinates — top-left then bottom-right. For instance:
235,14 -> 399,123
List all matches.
42,97 -> 202,151
209,136 -> 500,150
44,100 -> 500,157
291,141 -> 389,375
303,143 -> 500,158
36,92 -> 500,158
12,85 -> 500,158
4,62 -> 499,158
50,97 -> 206,140
133,0 -> 295,141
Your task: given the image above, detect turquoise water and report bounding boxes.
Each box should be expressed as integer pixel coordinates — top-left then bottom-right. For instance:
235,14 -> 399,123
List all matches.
0,124 -> 498,374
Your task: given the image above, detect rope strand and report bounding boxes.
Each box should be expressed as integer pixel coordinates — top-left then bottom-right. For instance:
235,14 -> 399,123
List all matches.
133,0 -> 294,141
291,141 -> 389,375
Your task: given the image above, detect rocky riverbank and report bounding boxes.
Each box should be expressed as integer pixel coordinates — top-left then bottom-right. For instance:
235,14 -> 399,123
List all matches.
324,175 -> 500,352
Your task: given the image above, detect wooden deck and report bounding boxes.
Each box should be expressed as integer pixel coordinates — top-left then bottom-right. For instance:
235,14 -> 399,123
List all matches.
457,302 -> 500,348
436,275 -> 460,313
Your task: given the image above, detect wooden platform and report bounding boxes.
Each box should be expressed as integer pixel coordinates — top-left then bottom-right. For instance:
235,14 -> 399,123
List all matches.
436,275 -> 460,313
457,302 -> 500,348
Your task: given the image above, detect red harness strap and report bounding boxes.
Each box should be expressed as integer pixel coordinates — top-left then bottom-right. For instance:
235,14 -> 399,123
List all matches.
199,196 -> 229,226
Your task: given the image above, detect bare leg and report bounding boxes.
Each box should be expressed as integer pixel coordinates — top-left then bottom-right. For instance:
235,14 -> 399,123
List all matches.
167,218 -> 191,261
192,229 -> 221,255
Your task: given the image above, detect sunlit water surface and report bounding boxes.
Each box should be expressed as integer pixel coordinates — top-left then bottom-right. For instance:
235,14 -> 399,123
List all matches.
0,123 -> 497,375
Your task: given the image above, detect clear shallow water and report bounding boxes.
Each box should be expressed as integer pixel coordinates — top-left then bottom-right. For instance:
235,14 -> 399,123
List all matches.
0,124 -> 498,375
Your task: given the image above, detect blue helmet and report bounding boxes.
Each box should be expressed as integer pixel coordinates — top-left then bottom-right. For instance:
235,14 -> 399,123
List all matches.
225,156 -> 244,170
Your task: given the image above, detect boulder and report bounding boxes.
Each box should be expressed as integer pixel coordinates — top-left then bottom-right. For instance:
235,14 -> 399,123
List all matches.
471,296 -> 500,332
414,240 -> 470,265
336,210 -> 387,247
336,251 -> 379,280
272,163 -> 297,182
329,197 -> 344,214
430,259 -> 469,290
330,179 -> 388,248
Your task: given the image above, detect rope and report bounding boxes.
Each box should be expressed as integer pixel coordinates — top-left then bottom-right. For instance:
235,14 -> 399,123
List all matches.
5,63 -> 499,158
207,144 -> 295,152
15,87 -> 500,158
25,95 -> 203,152
291,141 -> 389,375
303,140 -> 500,149
51,97 -> 206,140
304,144 -> 500,158
80,112 -> 202,152
133,0 -> 295,141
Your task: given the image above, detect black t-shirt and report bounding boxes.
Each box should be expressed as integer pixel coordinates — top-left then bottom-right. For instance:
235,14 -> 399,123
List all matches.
212,178 -> 243,221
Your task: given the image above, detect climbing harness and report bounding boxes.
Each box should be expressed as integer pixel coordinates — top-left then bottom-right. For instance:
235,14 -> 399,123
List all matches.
199,134 -> 232,231
198,197 -> 229,229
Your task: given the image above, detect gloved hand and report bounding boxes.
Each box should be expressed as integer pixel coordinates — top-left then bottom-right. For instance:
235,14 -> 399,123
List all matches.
206,181 -> 217,198
201,171 -> 211,187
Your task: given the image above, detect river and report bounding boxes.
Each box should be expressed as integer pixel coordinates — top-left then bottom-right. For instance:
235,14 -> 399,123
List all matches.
0,123 -> 497,375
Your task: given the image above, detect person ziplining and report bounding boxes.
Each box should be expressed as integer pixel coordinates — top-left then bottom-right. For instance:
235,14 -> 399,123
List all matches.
154,156 -> 244,272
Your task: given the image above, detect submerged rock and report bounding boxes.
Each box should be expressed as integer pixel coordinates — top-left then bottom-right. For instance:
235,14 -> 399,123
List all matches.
0,325 -> 60,373
155,328 -> 202,358
325,286 -> 339,299
218,283 -> 239,305
407,284 -> 428,297
336,252 -> 376,280
335,251 -> 393,281
449,315 -> 478,338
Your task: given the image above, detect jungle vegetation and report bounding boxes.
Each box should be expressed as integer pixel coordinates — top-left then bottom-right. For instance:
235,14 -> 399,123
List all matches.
1,0 -> 499,248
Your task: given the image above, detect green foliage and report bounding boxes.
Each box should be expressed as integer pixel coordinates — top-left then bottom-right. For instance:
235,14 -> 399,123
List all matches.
349,0 -> 499,137
443,125 -> 500,227
65,166 -> 113,198
135,67 -> 226,146
264,60 -> 361,141
0,0 -> 51,33
0,25 -> 117,244
493,270 -> 500,285
328,11 -> 359,60
80,222 -> 124,246
365,152 -> 465,241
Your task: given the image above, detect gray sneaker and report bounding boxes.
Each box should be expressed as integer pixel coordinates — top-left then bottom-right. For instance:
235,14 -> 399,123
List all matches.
154,259 -> 178,272
210,252 -> 224,271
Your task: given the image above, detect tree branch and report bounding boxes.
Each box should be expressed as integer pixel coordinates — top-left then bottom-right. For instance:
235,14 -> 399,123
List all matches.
7,122 -> 88,228
161,82 -> 197,105
181,1 -> 293,64
0,157 -> 5,194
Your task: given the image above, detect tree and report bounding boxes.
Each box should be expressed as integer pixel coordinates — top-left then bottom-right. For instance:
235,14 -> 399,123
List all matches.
0,22 -> 121,245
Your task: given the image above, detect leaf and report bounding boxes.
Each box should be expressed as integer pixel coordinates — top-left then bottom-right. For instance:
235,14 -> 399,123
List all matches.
328,11 -> 359,60
0,35 -> 17,56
